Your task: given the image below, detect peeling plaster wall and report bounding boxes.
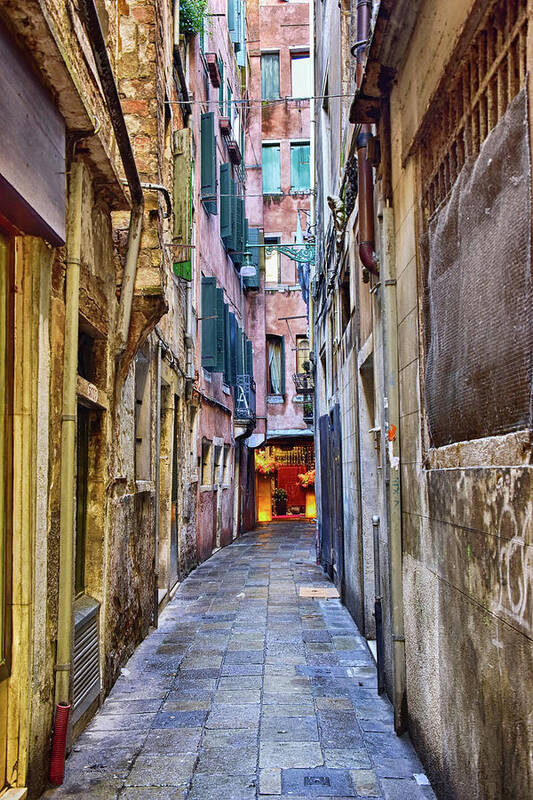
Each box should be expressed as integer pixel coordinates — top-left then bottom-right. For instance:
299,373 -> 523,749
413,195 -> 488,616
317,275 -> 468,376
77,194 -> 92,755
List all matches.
389,1 -> 533,797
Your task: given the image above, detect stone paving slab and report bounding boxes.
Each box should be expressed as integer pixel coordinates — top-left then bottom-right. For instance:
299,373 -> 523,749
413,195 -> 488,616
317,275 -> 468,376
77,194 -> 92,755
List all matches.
41,520 -> 435,800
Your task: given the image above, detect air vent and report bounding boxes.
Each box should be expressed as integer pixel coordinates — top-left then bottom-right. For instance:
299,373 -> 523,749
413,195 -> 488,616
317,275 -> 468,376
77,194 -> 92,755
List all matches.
72,596 -> 101,723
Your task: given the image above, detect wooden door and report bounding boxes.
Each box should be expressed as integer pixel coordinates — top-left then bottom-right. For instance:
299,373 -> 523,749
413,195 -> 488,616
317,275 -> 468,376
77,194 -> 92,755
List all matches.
0,232 -> 14,791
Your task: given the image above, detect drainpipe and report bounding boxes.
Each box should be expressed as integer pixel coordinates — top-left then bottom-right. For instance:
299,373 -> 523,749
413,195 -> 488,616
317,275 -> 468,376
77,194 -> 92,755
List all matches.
355,0 -> 379,275
154,341 -> 162,626
55,159 -> 83,709
381,203 -> 406,733
77,0 -> 145,356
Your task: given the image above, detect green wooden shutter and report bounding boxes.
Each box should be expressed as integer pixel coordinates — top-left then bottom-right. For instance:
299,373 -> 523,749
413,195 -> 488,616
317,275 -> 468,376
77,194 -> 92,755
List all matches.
218,59 -> 225,113
245,338 -> 254,379
236,325 -> 245,375
173,129 -> 192,281
201,112 -> 217,214
220,163 -> 232,246
280,336 -> 285,394
201,276 -> 218,369
262,145 -> 281,193
215,287 -> 225,372
243,227 -> 261,289
261,53 -> 280,100
223,302 -> 231,384
290,143 -> 310,192
229,312 -> 238,386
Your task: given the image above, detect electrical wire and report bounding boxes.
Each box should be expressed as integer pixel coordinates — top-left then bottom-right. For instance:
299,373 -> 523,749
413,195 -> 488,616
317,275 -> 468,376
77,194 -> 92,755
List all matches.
165,93 -> 353,108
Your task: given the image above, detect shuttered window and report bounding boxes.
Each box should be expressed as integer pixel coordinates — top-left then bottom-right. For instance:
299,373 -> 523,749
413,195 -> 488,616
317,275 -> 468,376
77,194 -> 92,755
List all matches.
173,128 -> 193,280
200,112 -> 217,213
223,302 -> 231,384
243,227 -> 262,290
201,276 -> 218,369
290,142 -> 310,192
261,53 -> 280,100
218,59 -> 225,113
262,144 -> 281,194
215,287 -> 225,373
220,163 -> 232,245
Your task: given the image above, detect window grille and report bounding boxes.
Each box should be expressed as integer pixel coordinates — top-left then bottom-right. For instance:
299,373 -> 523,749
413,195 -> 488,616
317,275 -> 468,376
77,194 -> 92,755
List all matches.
420,0 -> 527,219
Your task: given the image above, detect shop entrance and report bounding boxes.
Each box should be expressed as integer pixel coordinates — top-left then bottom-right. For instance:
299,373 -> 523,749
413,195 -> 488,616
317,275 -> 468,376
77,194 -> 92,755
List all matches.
255,438 -> 315,522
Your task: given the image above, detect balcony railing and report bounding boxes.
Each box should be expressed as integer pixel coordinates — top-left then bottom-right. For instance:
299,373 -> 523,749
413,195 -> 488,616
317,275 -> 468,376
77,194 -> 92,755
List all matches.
235,374 -> 256,425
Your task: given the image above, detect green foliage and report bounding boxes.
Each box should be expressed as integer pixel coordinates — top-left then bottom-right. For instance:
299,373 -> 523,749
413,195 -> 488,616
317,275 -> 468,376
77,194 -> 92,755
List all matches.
180,0 -> 207,35
273,488 -> 288,501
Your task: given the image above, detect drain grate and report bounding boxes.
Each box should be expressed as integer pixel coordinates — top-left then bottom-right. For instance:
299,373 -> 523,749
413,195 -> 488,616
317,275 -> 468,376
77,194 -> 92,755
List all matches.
304,775 -> 331,786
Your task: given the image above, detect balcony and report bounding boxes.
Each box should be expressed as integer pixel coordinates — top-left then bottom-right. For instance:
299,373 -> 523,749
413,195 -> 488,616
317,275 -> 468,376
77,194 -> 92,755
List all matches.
293,371 -> 315,394
234,374 -> 256,427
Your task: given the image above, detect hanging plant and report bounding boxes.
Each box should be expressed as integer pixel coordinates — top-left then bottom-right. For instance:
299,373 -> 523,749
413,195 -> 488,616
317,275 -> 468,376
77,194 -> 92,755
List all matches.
255,451 -> 279,475
180,0 -> 208,35
297,469 -> 315,488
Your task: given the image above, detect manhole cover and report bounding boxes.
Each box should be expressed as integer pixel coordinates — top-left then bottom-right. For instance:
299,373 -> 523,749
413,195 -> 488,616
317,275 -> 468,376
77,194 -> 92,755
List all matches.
304,776 -> 331,786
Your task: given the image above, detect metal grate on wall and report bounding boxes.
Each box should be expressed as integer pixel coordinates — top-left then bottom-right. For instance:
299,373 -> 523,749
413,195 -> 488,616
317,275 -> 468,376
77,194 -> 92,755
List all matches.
72,596 -> 101,723
420,0 -> 528,218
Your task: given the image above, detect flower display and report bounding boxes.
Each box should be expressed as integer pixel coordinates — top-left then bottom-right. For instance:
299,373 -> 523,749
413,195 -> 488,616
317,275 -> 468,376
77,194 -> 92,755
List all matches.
255,451 -> 279,475
297,469 -> 316,488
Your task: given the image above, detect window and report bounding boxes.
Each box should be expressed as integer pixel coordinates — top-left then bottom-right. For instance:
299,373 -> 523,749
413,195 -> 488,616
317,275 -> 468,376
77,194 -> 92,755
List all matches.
265,236 -> 281,283
267,335 -> 285,396
261,52 -> 280,100
201,439 -> 212,486
296,336 -> 310,374
226,83 -> 232,118
291,52 -> 311,98
262,144 -> 281,194
223,444 -> 231,483
290,142 -> 310,192
214,444 -> 223,485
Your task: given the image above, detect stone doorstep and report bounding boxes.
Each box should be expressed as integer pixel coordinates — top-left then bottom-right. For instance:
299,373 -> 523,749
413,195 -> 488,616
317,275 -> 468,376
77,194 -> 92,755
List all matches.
0,791 -> 28,800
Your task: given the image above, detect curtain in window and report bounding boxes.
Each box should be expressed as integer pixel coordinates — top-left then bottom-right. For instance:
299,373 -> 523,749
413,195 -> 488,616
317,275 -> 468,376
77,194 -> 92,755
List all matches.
291,144 -> 310,192
262,145 -> 281,193
268,339 -> 282,394
261,53 -> 280,100
291,54 -> 311,98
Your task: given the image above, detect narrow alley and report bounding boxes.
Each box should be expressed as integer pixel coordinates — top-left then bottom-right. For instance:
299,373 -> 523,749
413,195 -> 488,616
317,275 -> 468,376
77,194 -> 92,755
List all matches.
42,521 -> 435,800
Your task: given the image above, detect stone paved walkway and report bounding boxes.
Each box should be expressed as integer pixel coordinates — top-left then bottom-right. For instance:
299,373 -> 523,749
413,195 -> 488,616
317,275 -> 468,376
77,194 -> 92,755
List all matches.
42,520 -> 436,800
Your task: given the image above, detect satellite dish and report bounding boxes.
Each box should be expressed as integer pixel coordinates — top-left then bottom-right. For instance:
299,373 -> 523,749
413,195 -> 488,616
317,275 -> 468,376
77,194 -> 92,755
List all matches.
240,265 -> 256,277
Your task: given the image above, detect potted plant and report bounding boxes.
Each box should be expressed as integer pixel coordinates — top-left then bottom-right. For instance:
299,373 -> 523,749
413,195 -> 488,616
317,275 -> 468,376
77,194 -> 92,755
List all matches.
303,400 -> 313,423
298,469 -> 316,519
273,487 -> 288,516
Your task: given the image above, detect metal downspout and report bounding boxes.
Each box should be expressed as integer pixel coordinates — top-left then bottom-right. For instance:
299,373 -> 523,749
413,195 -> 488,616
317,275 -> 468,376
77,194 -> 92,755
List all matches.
77,0 -> 145,356
381,204 -> 406,733
355,0 -> 379,275
55,160 -> 83,707
154,342 -> 162,626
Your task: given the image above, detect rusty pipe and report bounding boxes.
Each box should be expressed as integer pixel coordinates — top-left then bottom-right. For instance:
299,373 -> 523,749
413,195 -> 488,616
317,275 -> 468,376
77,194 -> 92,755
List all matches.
356,0 -> 379,275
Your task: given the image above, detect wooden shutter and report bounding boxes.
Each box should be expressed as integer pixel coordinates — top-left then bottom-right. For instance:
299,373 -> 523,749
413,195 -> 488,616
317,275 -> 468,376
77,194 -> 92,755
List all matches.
245,338 -> 253,379
236,325 -> 245,376
201,276 -> 218,369
220,163 -> 232,246
215,287 -> 225,373
262,145 -> 281,193
229,312 -> 238,386
201,112 -> 217,213
261,53 -> 280,100
223,302 -> 231,384
291,143 -> 310,191
244,227 -> 261,290
218,59 -> 225,113
173,129 -> 193,280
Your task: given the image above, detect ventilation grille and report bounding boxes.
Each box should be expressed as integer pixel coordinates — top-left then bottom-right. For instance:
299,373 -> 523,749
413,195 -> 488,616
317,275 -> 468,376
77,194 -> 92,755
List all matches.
72,597 -> 101,722
420,0 -> 527,218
